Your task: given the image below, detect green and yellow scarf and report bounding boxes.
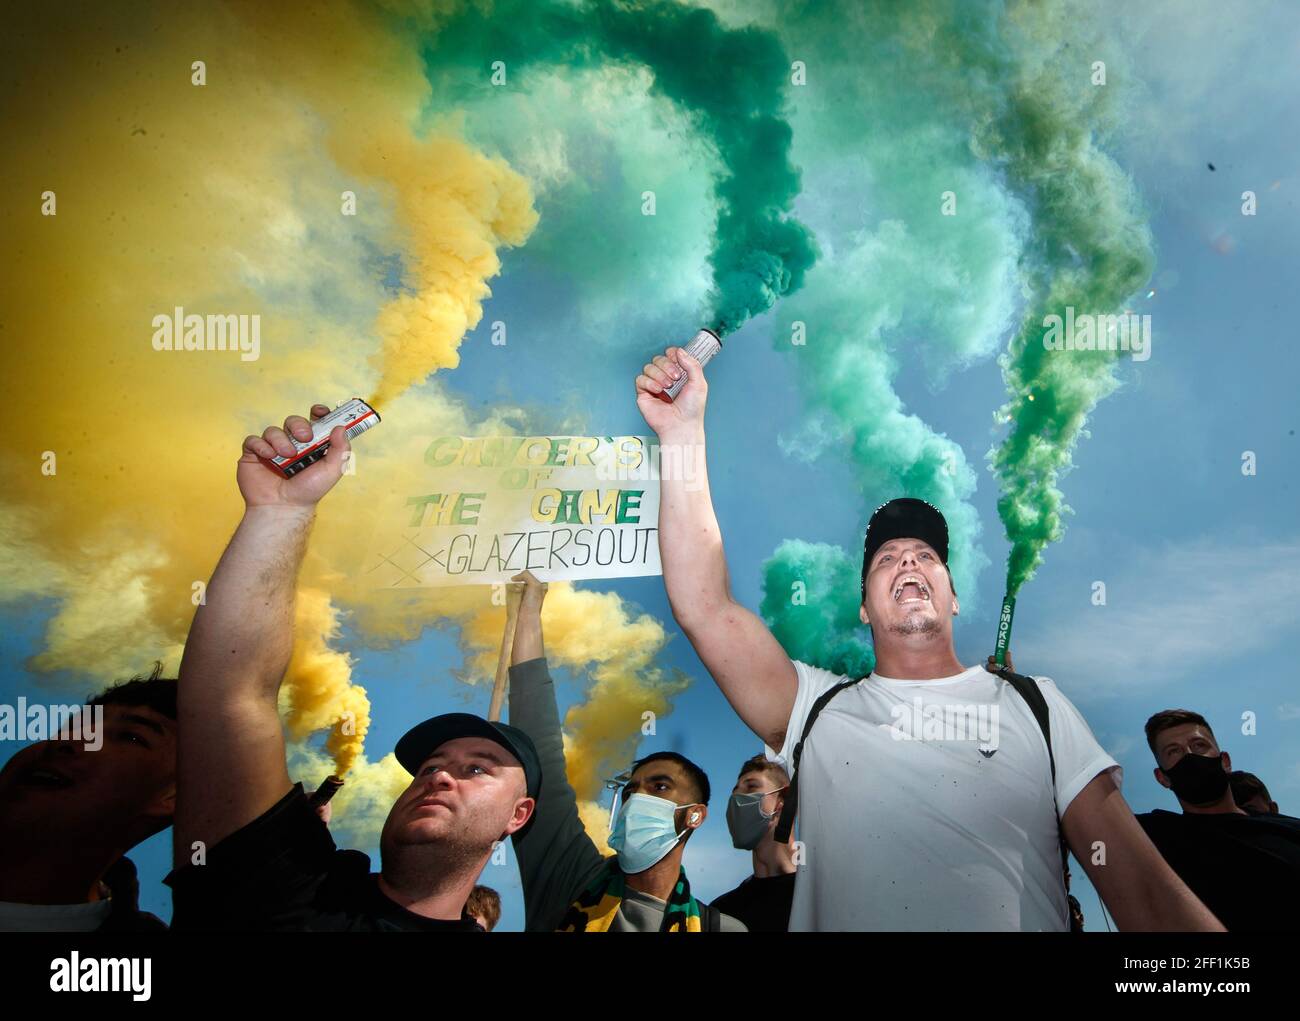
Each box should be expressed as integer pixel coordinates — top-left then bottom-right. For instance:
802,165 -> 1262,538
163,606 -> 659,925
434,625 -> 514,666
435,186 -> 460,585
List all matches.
558,859 -> 707,932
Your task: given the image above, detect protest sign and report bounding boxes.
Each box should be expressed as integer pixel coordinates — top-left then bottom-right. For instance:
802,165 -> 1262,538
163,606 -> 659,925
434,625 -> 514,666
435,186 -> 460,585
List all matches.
367,435 -> 662,588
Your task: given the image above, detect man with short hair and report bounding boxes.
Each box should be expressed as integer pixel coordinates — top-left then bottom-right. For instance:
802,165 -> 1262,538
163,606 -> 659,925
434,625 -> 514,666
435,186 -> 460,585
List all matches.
1137,710 -> 1300,930
711,755 -> 796,931
0,667 -> 176,931
634,346 -> 1225,931
507,570 -> 745,931
1230,770 -> 1279,816
166,404 -> 539,931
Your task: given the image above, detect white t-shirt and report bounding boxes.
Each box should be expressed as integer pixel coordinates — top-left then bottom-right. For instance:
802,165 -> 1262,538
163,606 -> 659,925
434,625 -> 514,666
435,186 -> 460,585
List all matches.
767,660 -> 1121,932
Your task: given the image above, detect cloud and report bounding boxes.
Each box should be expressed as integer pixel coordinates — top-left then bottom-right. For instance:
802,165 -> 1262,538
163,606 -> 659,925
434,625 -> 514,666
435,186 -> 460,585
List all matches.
1014,538 -> 1300,699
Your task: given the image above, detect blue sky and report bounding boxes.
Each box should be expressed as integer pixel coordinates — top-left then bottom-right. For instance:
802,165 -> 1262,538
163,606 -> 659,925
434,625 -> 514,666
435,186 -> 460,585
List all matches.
2,0 -> 1297,932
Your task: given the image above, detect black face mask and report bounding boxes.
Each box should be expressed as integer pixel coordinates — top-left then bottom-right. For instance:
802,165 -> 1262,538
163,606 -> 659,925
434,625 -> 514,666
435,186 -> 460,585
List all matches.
1162,752 -> 1230,805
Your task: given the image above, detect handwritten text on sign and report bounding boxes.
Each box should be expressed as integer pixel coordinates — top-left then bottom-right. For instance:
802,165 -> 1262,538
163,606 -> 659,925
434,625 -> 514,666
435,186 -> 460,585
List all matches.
367,435 -> 662,587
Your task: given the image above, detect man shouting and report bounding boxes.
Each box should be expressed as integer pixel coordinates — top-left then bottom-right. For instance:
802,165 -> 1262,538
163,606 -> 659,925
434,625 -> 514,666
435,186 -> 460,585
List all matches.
634,346 -> 1222,932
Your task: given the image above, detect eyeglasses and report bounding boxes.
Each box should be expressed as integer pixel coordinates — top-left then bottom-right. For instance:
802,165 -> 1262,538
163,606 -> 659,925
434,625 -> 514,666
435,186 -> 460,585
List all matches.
604,768 -> 634,834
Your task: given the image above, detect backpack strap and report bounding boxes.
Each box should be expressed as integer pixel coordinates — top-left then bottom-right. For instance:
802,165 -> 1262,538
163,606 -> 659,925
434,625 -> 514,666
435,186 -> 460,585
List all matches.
987,664 -> 1056,785
772,678 -> 859,844
704,903 -> 722,932
985,663 -> 1071,884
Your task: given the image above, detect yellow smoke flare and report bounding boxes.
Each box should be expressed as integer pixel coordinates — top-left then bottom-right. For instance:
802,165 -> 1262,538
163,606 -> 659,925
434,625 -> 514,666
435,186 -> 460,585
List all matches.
362,130 -> 539,408
287,744 -> 413,852
0,1 -> 534,776
0,1 -> 685,827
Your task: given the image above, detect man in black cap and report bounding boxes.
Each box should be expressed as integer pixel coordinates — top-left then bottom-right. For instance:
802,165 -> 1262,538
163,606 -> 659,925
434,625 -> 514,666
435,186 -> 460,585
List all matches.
635,347 -> 1223,932
166,404 -> 538,931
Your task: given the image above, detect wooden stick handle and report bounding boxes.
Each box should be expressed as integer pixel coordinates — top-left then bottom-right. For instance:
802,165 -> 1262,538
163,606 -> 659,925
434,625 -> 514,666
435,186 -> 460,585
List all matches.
488,584 -> 523,722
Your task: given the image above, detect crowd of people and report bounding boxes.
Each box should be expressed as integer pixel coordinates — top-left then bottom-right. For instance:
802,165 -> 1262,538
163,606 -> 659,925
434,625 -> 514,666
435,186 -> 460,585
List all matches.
2,350 -> 1297,932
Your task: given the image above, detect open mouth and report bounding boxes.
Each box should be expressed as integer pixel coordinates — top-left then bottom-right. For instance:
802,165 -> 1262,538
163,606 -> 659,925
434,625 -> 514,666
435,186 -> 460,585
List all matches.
892,575 -> 931,604
18,766 -> 74,790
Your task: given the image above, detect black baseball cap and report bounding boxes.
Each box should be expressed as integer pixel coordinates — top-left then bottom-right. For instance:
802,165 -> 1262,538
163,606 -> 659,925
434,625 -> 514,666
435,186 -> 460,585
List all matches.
861,498 -> 950,596
394,713 -> 542,801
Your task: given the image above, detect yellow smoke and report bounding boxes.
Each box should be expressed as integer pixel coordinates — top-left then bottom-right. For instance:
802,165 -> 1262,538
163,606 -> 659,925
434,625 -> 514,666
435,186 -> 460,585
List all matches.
577,799 -> 613,857
0,0 -> 534,774
363,129 -> 539,408
0,0 -> 687,833
279,589 -> 371,776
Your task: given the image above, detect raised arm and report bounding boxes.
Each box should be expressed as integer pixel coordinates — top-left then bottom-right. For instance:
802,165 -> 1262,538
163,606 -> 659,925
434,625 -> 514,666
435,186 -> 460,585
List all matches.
1062,771 -> 1224,931
174,404 -> 350,867
635,347 -> 797,749
506,571 -> 606,931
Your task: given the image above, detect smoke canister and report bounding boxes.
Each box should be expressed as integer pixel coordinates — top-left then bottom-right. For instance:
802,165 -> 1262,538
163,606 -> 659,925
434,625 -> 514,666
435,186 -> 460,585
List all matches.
993,596 -> 1016,666
308,775 -> 345,808
661,328 -> 721,402
266,398 -> 380,478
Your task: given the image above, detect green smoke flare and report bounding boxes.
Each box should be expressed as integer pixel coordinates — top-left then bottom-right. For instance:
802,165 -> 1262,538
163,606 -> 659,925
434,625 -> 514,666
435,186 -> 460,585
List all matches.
751,0 -> 1029,672
978,3 -> 1156,596
419,0 -> 817,337
750,0 -> 1154,668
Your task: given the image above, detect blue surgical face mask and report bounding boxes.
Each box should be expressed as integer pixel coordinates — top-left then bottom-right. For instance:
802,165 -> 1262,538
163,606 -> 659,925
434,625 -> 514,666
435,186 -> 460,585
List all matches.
607,793 -> 697,874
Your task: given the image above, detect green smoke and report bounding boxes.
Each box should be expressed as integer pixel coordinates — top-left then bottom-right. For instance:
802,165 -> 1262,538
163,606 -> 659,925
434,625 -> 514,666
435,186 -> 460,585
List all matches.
748,0 -> 1154,667
418,0 -> 817,337
978,3 -> 1156,596
748,0 -> 1032,672
760,540 -> 875,678
411,0 -> 1155,672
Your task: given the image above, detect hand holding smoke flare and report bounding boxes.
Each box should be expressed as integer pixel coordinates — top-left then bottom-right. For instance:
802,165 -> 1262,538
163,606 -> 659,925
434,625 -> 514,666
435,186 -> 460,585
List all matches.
658,329 -> 721,403
308,775 -> 345,825
637,329 -> 721,415
635,343 -> 710,443
259,399 -> 381,480
309,775 -> 345,807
